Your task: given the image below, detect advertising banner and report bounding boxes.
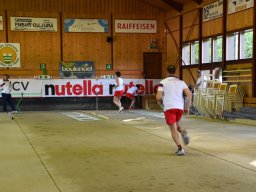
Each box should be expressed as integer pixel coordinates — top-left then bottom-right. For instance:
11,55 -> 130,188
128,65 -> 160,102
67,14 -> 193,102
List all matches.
0,79 -> 42,98
228,0 -> 254,14
64,19 -> 108,32
0,79 -> 160,98
115,20 -> 157,33
203,0 -> 223,22
42,79 -> 160,97
10,17 -> 57,32
60,61 -> 95,79
0,16 -> 3,30
0,43 -> 20,68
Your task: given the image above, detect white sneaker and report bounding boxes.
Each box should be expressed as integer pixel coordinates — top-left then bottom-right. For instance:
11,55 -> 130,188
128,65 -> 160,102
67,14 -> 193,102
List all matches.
8,112 -> 14,120
176,148 -> 185,156
118,107 -> 124,114
181,129 -> 190,145
11,111 -> 18,114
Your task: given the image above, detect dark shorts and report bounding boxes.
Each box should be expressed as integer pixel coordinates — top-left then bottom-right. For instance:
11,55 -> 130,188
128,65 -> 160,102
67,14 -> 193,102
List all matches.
164,109 -> 183,125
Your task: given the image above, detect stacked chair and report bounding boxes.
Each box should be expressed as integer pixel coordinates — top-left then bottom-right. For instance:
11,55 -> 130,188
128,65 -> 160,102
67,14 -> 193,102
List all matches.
224,84 -> 244,113
192,80 -> 244,119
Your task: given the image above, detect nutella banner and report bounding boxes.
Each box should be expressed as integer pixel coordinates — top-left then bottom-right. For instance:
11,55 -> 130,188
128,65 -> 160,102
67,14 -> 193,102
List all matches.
1,79 -> 160,98
42,79 -> 160,97
115,20 -> 157,33
228,0 -> 254,14
10,17 -> 57,32
203,0 -> 223,22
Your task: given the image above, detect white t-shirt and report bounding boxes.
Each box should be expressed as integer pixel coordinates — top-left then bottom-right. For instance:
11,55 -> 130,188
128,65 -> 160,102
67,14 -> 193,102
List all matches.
127,86 -> 137,95
0,80 -> 12,94
158,77 -> 188,111
115,77 -> 124,91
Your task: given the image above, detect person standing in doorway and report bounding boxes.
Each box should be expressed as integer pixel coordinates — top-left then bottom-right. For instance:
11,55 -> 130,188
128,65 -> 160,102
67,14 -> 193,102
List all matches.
113,71 -> 124,113
0,74 -> 16,113
156,65 -> 192,156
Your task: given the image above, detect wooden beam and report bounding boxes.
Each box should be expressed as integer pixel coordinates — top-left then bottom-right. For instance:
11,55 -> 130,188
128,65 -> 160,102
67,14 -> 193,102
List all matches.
253,0 -> 256,97
179,15 -> 183,79
222,0 -> 227,70
192,0 -> 203,4
162,0 -> 183,12
199,8 -> 202,70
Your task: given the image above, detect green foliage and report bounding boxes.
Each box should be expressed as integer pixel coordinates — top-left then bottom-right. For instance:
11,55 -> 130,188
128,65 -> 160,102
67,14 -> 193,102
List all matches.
244,31 -> 253,59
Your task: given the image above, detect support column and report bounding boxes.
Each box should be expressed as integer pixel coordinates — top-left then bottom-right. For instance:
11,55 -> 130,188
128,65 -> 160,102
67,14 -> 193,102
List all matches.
179,15 -> 183,79
59,12 -> 63,62
199,8 -> 203,70
253,0 -> 256,96
222,0 -> 227,69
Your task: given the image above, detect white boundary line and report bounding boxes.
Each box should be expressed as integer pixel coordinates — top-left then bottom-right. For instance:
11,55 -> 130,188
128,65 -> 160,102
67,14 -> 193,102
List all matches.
61,112 -> 99,121
128,110 -> 165,119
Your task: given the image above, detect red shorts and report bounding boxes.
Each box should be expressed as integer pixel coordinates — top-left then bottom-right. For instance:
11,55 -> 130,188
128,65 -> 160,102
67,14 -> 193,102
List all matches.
164,109 -> 183,125
114,90 -> 124,97
126,92 -> 135,99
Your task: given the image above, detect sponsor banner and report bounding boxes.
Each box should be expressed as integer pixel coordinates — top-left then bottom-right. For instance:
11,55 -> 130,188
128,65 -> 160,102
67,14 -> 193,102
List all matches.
0,43 -> 20,68
0,79 -> 160,98
42,79 -> 160,97
115,20 -> 157,33
0,16 -> 3,30
0,79 -> 42,98
203,0 -> 223,22
228,0 -> 254,14
60,61 -> 94,79
10,17 -> 57,32
64,19 -> 108,32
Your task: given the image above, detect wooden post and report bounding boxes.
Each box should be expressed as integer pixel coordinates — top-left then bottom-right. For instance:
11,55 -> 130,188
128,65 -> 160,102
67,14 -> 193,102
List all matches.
179,14 -> 183,79
59,12 -> 64,62
199,8 -> 203,70
253,0 -> 256,97
110,13 -> 114,69
5,10 -> 8,43
222,0 -> 227,69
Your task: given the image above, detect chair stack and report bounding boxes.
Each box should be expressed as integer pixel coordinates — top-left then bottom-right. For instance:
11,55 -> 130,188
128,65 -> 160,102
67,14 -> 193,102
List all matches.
192,82 -> 244,118
224,84 -> 244,113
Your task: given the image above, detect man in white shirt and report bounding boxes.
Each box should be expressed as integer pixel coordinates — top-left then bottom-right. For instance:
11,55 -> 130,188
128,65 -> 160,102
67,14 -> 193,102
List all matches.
156,65 -> 192,156
0,74 -> 16,113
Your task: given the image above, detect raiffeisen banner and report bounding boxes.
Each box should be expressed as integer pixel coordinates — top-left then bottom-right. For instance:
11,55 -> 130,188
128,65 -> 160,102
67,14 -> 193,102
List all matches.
0,79 -> 161,98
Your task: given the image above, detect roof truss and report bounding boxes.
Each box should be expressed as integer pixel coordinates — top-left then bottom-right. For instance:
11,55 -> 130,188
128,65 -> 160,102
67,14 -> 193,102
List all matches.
161,0 -> 183,12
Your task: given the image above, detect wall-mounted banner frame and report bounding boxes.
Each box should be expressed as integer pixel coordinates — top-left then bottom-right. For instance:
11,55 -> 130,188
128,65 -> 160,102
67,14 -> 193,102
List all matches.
203,0 -> 223,22
0,79 -> 161,98
115,20 -> 157,33
64,19 -> 108,32
60,61 -> 95,79
0,16 -> 3,30
10,17 -> 57,32
0,43 -> 20,68
228,0 -> 254,14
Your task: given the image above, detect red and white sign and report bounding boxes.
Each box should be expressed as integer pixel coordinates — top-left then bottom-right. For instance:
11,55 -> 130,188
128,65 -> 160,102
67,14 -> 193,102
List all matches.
115,20 -> 157,33
1,79 -> 160,98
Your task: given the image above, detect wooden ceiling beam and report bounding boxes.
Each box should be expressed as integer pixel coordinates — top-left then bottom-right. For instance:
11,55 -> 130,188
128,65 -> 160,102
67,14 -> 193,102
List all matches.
161,0 -> 183,12
192,0 -> 203,4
